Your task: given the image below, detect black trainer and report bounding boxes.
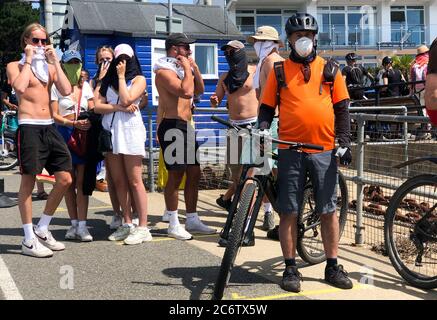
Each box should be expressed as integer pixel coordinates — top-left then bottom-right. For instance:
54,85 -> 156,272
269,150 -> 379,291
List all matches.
266,225 -> 279,241
216,195 -> 232,211
324,264 -> 353,289
280,266 -> 302,293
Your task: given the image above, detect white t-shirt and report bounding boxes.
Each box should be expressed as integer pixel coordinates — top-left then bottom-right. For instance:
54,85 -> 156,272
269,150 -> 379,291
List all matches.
51,81 -> 94,117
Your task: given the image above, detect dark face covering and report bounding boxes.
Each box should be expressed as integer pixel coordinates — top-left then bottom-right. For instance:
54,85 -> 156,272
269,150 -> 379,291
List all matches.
224,49 -> 250,94
99,55 -> 143,97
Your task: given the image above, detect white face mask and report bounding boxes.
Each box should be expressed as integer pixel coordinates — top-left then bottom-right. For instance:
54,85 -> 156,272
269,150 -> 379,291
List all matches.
33,46 -> 46,61
294,37 -> 313,58
253,42 -> 263,58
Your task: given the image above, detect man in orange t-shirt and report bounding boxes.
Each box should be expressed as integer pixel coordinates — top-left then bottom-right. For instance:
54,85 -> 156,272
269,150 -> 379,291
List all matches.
258,13 -> 353,293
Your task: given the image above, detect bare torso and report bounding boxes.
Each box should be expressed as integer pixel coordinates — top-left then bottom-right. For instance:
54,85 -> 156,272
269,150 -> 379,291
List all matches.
223,65 -> 258,121
7,61 -> 54,120
156,70 -> 192,122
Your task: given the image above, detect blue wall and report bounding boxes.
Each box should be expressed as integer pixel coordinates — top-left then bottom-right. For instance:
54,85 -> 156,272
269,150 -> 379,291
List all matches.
79,34 -> 231,148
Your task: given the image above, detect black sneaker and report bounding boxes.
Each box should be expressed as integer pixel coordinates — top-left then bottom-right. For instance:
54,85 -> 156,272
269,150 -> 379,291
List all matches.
324,264 -> 353,289
216,195 -> 232,211
218,232 -> 255,247
262,211 -> 275,231
280,266 -> 302,293
266,225 -> 279,241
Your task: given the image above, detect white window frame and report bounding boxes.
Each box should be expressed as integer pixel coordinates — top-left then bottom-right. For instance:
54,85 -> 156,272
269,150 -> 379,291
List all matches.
151,39 -> 167,106
192,43 -> 219,80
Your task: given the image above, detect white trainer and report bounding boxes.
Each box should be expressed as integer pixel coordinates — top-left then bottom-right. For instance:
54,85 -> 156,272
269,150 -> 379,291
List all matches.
21,238 -> 53,258
162,211 -> 170,222
185,219 -> 217,235
123,227 -> 153,245
34,226 -> 66,251
76,227 -> 93,242
65,226 -> 77,240
108,224 -> 132,241
168,224 -> 193,240
110,215 -> 123,230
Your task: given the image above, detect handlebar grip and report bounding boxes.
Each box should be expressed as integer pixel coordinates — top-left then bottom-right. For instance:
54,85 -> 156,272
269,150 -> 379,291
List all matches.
211,115 -> 232,128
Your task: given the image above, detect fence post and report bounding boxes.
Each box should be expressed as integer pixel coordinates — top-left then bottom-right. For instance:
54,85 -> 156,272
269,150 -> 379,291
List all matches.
354,115 -> 365,245
403,106 -> 409,177
147,107 -> 155,193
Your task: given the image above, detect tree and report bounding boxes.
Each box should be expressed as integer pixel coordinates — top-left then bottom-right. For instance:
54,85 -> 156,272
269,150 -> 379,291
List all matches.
392,54 -> 414,81
0,1 -> 40,84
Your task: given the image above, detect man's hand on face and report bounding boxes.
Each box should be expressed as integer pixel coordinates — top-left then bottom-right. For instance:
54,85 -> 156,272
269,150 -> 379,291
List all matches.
45,45 -> 58,64
24,45 -> 34,63
188,57 -> 198,70
176,55 -> 191,71
210,94 -> 219,107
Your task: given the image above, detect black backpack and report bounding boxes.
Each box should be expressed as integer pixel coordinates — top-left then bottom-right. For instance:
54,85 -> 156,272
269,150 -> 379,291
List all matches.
348,65 -> 364,85
273,58 -> 340,106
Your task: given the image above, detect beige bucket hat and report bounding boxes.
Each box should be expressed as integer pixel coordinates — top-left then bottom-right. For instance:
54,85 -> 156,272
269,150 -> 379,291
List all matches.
247,26 -> 284,47
417,45 -> 429,55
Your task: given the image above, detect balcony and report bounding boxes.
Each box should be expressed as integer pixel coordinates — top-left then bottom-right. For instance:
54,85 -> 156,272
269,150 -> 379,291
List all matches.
237,24 -> 428,50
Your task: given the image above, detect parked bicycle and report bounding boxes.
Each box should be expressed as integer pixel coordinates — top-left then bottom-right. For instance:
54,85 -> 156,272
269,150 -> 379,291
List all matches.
384,156 -> 437,289
211,116 -> 349,300
0,110 -> 19,171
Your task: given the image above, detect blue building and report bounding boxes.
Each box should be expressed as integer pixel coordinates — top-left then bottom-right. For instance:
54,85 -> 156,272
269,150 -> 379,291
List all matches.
61,0 -> 243,148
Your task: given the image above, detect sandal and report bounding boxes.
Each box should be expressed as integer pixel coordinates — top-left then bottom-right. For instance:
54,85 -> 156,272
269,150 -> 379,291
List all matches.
36,191 -> 49,200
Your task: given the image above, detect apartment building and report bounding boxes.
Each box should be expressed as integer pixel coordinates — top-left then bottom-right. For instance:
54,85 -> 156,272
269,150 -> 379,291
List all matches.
199,0 -> 437,66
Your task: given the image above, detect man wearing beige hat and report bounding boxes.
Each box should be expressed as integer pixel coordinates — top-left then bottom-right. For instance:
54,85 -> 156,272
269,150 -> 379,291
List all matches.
247,26 -> 284,232
211,40 -> 258,245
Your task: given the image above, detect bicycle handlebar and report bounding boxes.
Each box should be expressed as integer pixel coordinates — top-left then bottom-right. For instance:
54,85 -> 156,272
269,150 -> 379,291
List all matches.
211,115 -> 324,151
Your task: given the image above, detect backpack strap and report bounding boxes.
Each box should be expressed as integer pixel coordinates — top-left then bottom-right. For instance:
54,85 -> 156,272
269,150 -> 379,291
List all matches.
321,58 -> 340,96
274,61 -> 286,108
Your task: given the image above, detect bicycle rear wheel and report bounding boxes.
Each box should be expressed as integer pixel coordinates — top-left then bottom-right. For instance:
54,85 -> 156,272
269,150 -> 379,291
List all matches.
0,137 -> 18,171
384,174 -> 437,289
212,182 -> 257,300
296,171 -> 349,265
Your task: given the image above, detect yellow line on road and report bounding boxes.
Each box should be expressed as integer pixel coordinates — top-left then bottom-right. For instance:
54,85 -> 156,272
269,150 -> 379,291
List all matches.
231,284 -> 369,300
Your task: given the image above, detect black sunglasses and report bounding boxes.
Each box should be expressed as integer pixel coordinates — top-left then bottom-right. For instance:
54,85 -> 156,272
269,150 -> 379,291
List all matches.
176,44 -> 190,51
31,38 -> 48,45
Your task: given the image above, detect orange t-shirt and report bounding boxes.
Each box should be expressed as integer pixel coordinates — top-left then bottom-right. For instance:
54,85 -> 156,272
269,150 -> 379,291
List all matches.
261,56 -> 349,153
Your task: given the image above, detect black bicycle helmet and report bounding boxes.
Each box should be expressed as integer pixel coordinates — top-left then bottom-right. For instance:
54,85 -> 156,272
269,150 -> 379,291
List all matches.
382,56 -> 392,66
345,52 -> 358,62
285,13 -> 318,37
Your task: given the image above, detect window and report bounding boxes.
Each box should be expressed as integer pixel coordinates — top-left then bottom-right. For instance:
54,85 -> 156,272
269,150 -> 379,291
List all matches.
390,6 -> 424,44
193,43 -> 218,79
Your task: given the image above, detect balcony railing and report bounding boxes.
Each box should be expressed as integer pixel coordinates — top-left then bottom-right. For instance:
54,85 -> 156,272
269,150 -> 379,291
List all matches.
237,24 -> 429,50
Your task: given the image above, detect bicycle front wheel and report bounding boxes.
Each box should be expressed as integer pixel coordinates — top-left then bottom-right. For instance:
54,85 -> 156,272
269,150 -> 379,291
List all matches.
297,171 -> 349,265
384,174 -> 437,289
212,182 -> 257,300
0,137 -> 18,171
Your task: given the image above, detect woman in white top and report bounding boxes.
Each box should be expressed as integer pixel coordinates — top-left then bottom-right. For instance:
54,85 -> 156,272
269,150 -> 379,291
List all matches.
51,50 -> 94,242
94,43 -> 152,245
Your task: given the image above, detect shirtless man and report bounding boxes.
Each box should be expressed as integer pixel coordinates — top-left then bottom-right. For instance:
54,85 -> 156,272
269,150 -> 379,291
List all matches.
155,33 -> 216,240
210,41 -> 258,245
248,26 -> 285,232
7,23 -> 73,258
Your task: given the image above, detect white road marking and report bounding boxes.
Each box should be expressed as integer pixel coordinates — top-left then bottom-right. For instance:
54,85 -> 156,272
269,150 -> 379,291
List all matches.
0,255 -> 23,300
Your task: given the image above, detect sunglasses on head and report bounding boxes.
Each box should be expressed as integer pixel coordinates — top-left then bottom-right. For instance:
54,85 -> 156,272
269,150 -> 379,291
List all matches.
31,38 -> 47,45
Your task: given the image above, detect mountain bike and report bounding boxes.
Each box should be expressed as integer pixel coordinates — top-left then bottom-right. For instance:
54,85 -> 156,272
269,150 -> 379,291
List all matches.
0,110 -> 19,171
211,116 -> 349,300
384,156 -> 437,289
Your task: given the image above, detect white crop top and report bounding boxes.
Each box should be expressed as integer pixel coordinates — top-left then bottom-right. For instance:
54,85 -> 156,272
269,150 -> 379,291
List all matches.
51,81 -> 94,117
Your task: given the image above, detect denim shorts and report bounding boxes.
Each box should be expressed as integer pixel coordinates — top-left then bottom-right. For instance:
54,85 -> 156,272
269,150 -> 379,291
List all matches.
277,149 -> 338,215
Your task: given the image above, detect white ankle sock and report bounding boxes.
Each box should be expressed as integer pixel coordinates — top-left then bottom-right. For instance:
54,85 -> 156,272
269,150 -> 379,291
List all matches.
186,212 -> 199,221
264,203 -> 272,213
168,210 -> 179,227
71,219 -> 78,227
78,221 -> 87,230
23,223 -> 35,241
37,213 -> 52,232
